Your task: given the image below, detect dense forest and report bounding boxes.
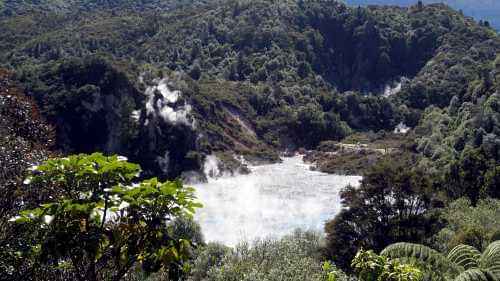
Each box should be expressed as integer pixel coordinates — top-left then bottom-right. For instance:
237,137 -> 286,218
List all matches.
345,0 -> 500,30
0,0 -> 499,280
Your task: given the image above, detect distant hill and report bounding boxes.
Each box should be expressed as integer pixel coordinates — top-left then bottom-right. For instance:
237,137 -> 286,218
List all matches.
0,0 -> 216,17
2,0 -> 497,30
345,0 -> 500,30
0,0 -> 498,179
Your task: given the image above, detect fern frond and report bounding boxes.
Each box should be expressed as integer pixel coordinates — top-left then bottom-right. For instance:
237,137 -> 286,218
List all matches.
453,269 -> 497,281
381,243 -> 462,275
480,241 -> 500,278
448,244 -> 481,270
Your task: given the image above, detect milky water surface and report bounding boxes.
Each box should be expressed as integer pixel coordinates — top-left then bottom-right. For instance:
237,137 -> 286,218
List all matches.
194,156 -> 362,246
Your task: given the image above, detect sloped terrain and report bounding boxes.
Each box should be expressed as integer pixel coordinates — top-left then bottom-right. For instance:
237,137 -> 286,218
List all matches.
0,0 -> 498,179
0,1 -> 500,279
346,0 -> 500,30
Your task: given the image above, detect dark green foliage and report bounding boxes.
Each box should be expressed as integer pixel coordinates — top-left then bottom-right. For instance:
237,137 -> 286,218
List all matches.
14,56 -> 207,179
0,0 -> 496,163
17,56 -> 142,154
188,242 -> 230,281
0,69 -> 58,280
191,230 -> 344,281
448,244 -> 482,270
454,269 -> 498,281
0,1 -> 499,279
0,0 -> 216,18
444,147 -> 497,203
328,92 -> 399,131
9,153 -> 202,281
351,249 -> 423,281
346,0 -> 500,31
379,240 -> 500,281
381,242 -> 460,279
324,156 -> 443,270
293,103 -> 350,148
415,55 -> 500,203
0,69 -> 53,186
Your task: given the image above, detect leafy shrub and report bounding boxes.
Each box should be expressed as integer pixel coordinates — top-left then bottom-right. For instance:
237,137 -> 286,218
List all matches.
9,153 -> 202,281
193,230 -> 348,281
380,240 -> 500,281
325,156 -> 442,270
352,249 -> 423,281
433,198 -> 500,253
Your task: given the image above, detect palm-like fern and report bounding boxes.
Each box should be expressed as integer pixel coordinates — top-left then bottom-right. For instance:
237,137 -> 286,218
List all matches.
448,245 -> 481,270
479,241 -> 500,277
381,242 -> 462,277
380,241 -> 500,281
454,269 -> 497,281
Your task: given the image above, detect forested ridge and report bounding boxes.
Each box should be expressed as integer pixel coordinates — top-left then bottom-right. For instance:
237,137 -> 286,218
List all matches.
345,0 -> 500,30
0,0 -> 499,280
1,0 -> 498,175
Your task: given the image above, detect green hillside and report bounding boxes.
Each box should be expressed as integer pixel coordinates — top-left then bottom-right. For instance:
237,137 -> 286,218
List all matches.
0,1 -> 497,174
1,1 -> 499,280
346,0 -> 500,30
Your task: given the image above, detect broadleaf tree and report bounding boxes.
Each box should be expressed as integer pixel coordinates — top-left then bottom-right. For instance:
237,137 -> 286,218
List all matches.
10,153 -> 202,281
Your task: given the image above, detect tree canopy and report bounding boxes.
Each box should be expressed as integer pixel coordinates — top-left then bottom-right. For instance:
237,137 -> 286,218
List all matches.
6,153 -> 202,281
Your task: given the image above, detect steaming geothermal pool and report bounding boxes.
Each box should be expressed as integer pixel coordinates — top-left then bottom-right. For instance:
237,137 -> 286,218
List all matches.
193,156 -> 362,246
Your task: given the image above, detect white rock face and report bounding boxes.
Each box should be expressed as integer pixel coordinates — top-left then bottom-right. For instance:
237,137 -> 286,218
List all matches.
194,156 -> 362,246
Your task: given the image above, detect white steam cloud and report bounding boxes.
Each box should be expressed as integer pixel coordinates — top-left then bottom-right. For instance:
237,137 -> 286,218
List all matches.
144,78 -> 196,129
194,156 -> 362,246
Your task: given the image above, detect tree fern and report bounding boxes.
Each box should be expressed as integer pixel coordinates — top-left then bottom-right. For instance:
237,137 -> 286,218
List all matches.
480,241 -> 500,278
381,243 -> 461,275
454,269 -> 497,281
380,241 -> 500,281
448,245 -> 481,270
